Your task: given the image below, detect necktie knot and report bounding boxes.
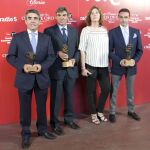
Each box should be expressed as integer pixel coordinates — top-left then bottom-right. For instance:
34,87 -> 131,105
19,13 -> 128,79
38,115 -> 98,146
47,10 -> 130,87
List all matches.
30,32 -> 37,37
62,28 -> 66,31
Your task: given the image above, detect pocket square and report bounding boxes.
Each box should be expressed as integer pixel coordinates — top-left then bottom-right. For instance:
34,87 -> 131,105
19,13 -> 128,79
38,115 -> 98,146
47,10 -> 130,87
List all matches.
133,33 -> 137,38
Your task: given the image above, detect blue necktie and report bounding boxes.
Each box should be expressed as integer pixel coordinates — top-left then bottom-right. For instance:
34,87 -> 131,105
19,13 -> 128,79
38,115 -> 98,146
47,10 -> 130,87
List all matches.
61,28 -> 68,43
30,32 -> 37,53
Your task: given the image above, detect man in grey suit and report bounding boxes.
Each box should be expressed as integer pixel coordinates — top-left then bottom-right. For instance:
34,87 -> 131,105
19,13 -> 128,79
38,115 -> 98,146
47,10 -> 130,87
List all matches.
7,9 -> 56,149
109,8 -> 143,123
44,7 -> 80,136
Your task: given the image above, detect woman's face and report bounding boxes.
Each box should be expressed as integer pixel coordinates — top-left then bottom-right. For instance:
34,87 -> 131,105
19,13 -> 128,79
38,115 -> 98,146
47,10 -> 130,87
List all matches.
90,8 -> 100,23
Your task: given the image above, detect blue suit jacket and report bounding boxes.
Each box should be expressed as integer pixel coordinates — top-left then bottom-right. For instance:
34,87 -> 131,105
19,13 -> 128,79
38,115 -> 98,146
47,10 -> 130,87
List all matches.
44,25 -> 80,79
7,31 -> 55,90
109,26 -> 143,76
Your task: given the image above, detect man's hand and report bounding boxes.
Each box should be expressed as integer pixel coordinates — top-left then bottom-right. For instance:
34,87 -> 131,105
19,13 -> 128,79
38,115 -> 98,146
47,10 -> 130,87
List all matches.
23,64 -> 33,73
33,64 -> 41,73
120,59 -> 135,67
69,59 -> 76,67
58,51 -> 68,61
120,59 -> 127,67
129,59 -> 135,67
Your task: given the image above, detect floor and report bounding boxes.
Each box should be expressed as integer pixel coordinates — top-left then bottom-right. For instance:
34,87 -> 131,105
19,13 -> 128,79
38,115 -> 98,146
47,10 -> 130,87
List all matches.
0,103 -> 150,150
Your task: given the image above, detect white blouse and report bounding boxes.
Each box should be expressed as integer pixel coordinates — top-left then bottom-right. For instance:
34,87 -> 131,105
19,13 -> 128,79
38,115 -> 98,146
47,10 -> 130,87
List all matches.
79,26 -> 109,67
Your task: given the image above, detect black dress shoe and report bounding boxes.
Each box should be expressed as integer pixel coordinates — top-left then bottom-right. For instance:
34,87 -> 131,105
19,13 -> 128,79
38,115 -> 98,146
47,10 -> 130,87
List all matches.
128,112 -> 141,121
64,121 -> 80,129
38,131 -> 56,139
52,126 -> 64,135
109,114 -> 116,123
22,137 -> 30,149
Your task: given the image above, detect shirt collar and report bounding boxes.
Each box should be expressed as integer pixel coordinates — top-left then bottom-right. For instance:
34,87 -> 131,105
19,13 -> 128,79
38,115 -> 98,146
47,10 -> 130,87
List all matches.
58,24 -> 67,31
120,25 -> 129,31
27,29 -> 38,35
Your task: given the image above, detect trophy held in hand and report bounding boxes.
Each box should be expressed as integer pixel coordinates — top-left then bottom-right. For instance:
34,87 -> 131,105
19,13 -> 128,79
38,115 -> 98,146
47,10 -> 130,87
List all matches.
124,44 -> 134,67
25,51 -> 38,73
62,44 -> 73,67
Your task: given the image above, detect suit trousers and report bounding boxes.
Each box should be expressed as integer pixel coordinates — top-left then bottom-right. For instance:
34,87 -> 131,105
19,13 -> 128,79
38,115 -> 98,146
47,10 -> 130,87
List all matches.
50,71 -> 76,128
110,74 -> 135,114
86,65 -> 110,114
18,79 -> 48,138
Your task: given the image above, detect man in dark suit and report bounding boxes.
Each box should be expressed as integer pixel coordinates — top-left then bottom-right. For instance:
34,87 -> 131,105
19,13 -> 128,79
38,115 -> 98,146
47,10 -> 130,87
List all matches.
109,8 -> 143,123
44,7 -> 80,135
7,9 -> 56,149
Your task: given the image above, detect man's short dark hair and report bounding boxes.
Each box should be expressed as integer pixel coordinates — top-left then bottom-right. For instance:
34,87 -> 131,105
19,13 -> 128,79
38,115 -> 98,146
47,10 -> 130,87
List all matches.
25,9 -> 41,20
56,7 -> 68,14
118,8 -> 130,16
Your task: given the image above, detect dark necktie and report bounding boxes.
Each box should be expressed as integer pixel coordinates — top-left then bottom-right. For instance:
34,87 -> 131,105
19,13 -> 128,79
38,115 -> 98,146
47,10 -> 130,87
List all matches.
61,28 -> 68,43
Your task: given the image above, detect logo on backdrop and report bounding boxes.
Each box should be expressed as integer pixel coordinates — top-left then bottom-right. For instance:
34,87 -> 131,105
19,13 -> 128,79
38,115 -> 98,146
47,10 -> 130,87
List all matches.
80,16 -> 86,21
0,33 -> 13,45
130,14 -> 142,24
40,14 -> 54,23
144,44 -> 150,50
144,16 -> 150,21
67,13 -> 77,25
144,29 -> 150,39
1,53 -> 8,58
143,29 -> 150,50
27,0 -> 46,6
22,14 -> 54,24
85,0 -> 121,6
103,12 -> 117,23
0,17 -> 17,22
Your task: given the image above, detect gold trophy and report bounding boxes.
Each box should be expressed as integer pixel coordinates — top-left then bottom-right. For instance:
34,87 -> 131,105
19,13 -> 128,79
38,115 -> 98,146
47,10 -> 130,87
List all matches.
26,51 -> 38,73
124,44 -> 134,67
62,44 -> 73,67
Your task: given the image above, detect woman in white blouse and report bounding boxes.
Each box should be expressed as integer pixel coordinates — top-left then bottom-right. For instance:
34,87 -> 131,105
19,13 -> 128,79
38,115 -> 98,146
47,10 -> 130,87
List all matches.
79,6 -> 110,124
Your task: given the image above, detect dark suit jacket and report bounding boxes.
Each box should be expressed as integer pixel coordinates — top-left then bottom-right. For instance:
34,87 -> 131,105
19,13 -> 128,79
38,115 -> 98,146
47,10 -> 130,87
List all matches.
44,24 -> 80,80
109,26 -> 143,76
7,31 -> 55,90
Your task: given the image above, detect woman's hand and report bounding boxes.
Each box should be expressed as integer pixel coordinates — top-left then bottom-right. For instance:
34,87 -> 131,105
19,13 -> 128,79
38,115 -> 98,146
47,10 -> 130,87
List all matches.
81,68 -> 92,76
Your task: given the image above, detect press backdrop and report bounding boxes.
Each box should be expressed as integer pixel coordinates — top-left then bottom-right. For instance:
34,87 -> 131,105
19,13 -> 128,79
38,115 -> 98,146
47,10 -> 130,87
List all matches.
0,0 -> 150,124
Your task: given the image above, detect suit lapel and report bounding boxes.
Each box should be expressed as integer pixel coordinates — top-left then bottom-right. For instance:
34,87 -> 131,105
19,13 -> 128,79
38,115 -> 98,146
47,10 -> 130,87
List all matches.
54,25 -> 65,44
67,26 -> 72,51
36,32 -> 42,54
129,27 -> 133,44
22,32 -> 34,53
117,26 -> 126,47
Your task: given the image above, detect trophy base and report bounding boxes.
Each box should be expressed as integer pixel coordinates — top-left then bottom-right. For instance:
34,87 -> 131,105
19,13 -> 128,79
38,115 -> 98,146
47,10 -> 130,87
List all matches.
124,59 -> 135,67
27,66 -> 38,73
62,61 -> 73,67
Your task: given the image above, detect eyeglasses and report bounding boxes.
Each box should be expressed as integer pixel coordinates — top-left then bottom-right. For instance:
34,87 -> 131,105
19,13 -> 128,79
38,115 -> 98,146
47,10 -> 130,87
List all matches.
119,16 -> 129,19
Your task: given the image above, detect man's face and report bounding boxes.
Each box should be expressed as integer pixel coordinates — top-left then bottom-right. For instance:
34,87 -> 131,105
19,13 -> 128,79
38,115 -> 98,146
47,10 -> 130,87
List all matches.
25,13 -> 40,32
118,12 -> 130,27
56,11 -> 68,26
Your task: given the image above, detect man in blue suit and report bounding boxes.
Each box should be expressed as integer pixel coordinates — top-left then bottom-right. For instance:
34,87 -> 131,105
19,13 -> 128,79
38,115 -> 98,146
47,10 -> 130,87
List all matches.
44,7 -> 80,135
7,9 -> 56,149
109,8 -> 143,123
